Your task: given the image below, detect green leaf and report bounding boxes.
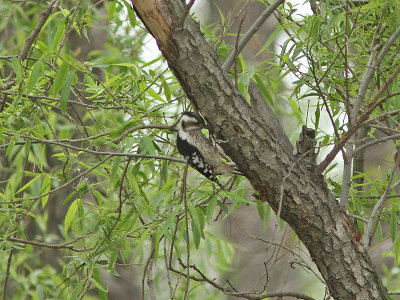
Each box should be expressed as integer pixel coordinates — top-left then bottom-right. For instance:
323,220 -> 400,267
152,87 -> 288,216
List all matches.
395,235 -> 400,264
51,62 -> 69,96
139,56 -> 162,69
92,189 -> 103,206
160,160 -> 168,184
108,250 -> 118,271
315,102 -> 320,130
121,0 -> 137,28
147,87 -> 165,102
256,27 -> 283,56
27,60 -> 43,94
390,209 -> 397,242
162,79 -> 171,101
63,190 -> 77,205
109,156 -> 122,188
127,169 -> 141,195
51,21 -> 66,51
187,201 -> 201,235
41,175 -> 52,208
139,136 -> 156,155
206,195 -> 217,221
90,276 -> 108,297
263,205 -> 271,231
107,1 -> 116,21
90,268 -> 108,300
253,75 -> 273,104
60,70 -> 75,113
64,199 -> 79,236
16,173 -> 42,194
36,285 -> 44,300
191,219 -> 201,249
12,56 -> 22,81
255,199 -> 264,220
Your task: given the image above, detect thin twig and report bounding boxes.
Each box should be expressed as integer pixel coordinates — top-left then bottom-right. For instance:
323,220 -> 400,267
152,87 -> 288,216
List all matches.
3,132 -> 185,163
182,164 -> 190,300
353,133 -> 400,154
346,213 -> 368,223
2,249 -> 14,300
7,237 -> 92,252
317,27 -> 400,173
177,0 -> 195,28
352,26 -> 400,120
232,217 -> 325,283
113,123 -> 178,144
362,154 -> 400,247
233,9 -> 247,87
171,261 -> 316,300
316,64 -> 400,173
142,249 -> 155,300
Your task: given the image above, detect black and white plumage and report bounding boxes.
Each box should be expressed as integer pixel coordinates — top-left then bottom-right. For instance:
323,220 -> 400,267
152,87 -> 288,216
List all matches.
176,111 -> 234,187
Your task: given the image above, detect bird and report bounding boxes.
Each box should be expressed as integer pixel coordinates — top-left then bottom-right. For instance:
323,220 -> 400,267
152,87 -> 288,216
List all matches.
176,111 -> 236,187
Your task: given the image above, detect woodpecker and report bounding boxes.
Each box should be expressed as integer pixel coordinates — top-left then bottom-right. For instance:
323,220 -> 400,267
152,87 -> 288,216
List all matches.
176,111 -> 235,187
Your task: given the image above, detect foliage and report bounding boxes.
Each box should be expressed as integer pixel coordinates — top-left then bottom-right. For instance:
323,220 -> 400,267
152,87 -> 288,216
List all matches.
0,1 -> 242,299
1,0 -> 400,299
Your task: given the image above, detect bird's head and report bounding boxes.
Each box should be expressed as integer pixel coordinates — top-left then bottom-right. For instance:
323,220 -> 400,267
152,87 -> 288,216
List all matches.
179,111 -> 206,132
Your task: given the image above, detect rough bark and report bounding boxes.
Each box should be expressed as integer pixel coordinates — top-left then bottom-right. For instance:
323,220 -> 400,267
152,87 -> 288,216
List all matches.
130,1 -> 390,299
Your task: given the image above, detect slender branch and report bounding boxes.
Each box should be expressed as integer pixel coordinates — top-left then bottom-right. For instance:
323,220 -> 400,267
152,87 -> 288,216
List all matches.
56,0 -> 82,57
3,132 -> 185,163
233,8 -> 247,87
353,133 -> 400,155
223,0 -> 285,70
339,2 -> 353,207
352,26 -> 400,120
340,141 -> 354,206
172,260 -> 316,300
7,237 -> 92,252
0,90 -> 132,110
365,105 -> 400,125
316,63 -> 400,173
317,28 -> 400,173
362,155 -> 400,247
177,0 -> 195,28
113,123 -> 178,144
358,194 -> 400,199
2,249 -> 14,300
347,213 -> 368,223
182,164 -> 190,300
147,236 -> 157,300
142,249 -> 155,300
232,216 -> 325,283
366,63 -> 400,112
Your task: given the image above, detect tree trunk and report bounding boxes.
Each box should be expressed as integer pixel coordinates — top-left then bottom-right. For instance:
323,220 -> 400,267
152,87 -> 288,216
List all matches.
130,1 -> 390,299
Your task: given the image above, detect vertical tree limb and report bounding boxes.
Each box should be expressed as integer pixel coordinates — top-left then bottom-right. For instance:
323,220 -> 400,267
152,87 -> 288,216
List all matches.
130,0 -> 391,299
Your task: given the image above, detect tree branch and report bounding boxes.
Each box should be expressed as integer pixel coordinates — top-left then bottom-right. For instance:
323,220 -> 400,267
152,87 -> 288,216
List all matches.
7,237 -> 92,252
362,155 -> 400,247
130,1 -> 391,298
317,28 -> 400,173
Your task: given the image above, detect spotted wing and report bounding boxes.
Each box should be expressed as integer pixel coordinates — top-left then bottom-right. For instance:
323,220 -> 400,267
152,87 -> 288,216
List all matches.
188,131 -> 233,175
185,150 -> 219,183
177,134 -> 221,185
